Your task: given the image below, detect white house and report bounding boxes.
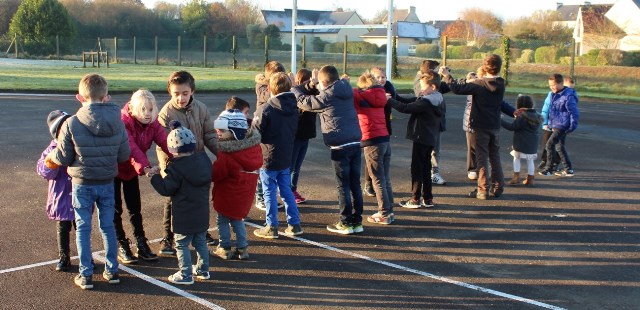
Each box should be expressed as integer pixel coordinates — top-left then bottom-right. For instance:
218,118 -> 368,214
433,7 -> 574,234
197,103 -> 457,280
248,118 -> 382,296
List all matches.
260,9 -> 367,51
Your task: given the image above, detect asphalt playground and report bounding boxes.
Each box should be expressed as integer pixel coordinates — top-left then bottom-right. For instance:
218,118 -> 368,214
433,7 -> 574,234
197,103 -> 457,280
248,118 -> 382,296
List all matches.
0,91 -> 638,309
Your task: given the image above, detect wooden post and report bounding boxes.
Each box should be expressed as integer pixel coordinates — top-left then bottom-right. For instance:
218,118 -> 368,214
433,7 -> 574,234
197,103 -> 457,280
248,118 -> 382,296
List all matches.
232,35 -> 237,70
97,37 -> 101,68
14,34 -> 18,58
114,37 -> 117,63
56,35 -> 59,60
203,35 -> 207,67
105,51 -> 109,68
82,52 -> 86,68
264,35 -> 269,65
178,35 -> 182,66
442,35 -> 448,67
570,38 -> 576,84
392,36 -> 398,78
155,36 -> 158,65
133,36 -> 137,64
343,35 -> 347,75
301,35 -> 306,68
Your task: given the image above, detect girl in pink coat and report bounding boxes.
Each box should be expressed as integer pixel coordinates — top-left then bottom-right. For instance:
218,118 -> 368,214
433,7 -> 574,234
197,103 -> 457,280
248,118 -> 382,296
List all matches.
115,89 -> 172,264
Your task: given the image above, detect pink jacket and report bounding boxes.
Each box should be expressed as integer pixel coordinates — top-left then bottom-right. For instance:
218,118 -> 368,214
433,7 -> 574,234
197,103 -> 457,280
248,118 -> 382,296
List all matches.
118,103 -> 172,180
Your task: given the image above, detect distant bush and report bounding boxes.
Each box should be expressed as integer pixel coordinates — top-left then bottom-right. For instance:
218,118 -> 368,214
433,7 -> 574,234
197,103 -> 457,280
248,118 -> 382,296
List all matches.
415,44 -> 440,58
312,37 -> 327,53
596,49 -> 625,66
559,56 -> 572,65
493,47 -> 522,60
517,49 -> 534,63
324,41 -> 378,54
473,52 -> 486,59
535,46 -> 562,64
622,50 -> 640,67
446,45 -> 477,59
577,49 -> 599,66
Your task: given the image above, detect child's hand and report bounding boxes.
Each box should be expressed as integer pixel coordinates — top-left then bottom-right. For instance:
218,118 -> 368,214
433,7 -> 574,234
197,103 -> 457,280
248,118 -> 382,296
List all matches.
146,166 -> 160,177
44,153 -> 59,169
438,66 -> 449,76
288,72 -> 297,86
311,68 -> 319,85
341,74 -> 350,82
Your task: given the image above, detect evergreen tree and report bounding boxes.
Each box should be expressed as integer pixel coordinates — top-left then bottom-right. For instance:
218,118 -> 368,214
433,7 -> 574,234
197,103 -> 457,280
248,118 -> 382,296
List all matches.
9,0 -> 76,55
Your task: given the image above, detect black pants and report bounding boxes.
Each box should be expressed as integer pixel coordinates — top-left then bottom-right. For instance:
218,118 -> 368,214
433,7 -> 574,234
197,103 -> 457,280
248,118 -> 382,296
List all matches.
114,177 -> 146,241
57,220 -> 73,256
539,129 -> 560,169
411,142 -> 434,201
162,197 -> 173,240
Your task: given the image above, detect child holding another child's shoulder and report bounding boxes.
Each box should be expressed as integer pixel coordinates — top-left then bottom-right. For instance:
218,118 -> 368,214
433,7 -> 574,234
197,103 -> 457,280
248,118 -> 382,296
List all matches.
501,95 -> 542,186
150,121 -> 212,285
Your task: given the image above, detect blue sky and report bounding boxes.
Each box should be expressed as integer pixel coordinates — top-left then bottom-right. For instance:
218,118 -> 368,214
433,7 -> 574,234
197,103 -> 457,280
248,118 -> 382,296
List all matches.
141,0 -> 616,21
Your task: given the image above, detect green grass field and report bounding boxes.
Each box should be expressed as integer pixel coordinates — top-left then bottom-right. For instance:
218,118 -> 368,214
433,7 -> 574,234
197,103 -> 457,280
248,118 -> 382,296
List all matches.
1,57 -> 638,103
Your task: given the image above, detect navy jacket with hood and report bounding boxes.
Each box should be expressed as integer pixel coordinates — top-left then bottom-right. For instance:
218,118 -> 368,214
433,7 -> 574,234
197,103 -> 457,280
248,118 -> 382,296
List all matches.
252,92 -> 299,170
444,74 -> 505,130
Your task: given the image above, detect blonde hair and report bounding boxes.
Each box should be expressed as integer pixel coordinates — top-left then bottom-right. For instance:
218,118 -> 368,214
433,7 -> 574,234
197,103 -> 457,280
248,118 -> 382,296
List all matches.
357,72 -> 376,89
269,72 -> 292,95
129,89 -> 158,122
78,73 -> 108,101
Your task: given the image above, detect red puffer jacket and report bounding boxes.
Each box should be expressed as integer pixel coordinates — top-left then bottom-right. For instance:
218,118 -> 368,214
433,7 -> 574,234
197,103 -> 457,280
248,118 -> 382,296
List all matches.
212,131 -> 263,220
118,103 -> 172,180
353,85 -> 389,143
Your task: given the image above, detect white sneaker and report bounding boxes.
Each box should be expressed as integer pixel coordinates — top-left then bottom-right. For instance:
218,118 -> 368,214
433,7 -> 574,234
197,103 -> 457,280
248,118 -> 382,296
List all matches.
431,173 -> 446,185
467,171 -> 478,180
255,200 -> 266,210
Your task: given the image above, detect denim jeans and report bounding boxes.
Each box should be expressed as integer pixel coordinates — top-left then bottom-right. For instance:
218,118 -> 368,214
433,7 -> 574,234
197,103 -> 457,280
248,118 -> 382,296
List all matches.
290,138 -> 310,192
260,168 -> 300,227
410,142 -> 434,201
545,129 -> 572,171
331,145 -> 363,225
363,142 -> 393,216
175,231 -> 209,277
539,129 -> 560,169
216,213 -> 248,249
72,183 -> 118,277
474,128 -> 505,192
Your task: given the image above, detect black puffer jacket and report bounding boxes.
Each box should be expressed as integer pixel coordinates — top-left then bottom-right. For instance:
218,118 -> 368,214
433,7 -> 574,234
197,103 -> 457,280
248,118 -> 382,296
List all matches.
501,108 -> 542,154
253,92 -> 299,170
151,152 -> 212,235
388,93 -> 443,147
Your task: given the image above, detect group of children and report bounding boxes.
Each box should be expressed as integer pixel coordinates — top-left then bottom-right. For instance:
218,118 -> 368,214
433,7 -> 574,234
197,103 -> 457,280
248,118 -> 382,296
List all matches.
37,53 -> 578,289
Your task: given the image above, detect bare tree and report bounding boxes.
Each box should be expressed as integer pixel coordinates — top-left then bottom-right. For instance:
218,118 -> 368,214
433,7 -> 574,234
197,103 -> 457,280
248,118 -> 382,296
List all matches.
459,8 -> 502,48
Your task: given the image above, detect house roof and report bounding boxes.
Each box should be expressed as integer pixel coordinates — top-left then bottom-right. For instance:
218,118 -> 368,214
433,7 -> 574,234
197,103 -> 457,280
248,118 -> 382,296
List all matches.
581,4 -> 624,35
557,4 -> 582,21
261,9 -> 359,33
428,20 -> 456,32
392,8 -> 410,22
361,22 -> 439,40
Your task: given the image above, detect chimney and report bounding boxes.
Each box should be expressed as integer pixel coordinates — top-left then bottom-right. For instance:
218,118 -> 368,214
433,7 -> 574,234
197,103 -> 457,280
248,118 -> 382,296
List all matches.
557,2 -> 563,9
409,6 -> 416,15
584,1 -> 591,7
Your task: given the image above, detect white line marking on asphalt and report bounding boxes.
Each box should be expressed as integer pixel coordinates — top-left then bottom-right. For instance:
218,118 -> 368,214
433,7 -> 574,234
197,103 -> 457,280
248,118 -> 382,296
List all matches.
0,93 -> 72,97
245,222 -> 566,310
93,253 -> 224,310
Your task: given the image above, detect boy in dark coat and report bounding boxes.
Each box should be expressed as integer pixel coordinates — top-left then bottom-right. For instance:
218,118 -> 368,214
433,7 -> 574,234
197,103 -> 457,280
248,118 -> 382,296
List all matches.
151,121 -> 212,285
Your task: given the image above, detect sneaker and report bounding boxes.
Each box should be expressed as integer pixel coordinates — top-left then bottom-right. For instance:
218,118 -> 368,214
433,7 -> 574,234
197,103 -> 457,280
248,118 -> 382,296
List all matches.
74,274 -> 93,290
192,265 -> 211,280
212,246 -> 233,260
538,161 -> 547,170
283,224 -> 304,236
367,212 -> 394,225
102,270 -> 120,284
399,199 -> 422,209
253,225 -> 279,239
421,198 -> 435,208
168,271 -> 194,285
538,170 -> 553,176
136,237 -> 159,261
326,222 -> 354,234
255,200 -> 266,210
293,191 -> 307,204
56,253 -> 71,272
235,247 -> 250,260
205,233 -> 217,246
467,171 -> 478,180
555,169 -> 574,177
431,173 -> 447,185
490,187 -> 504,198
118,239 -> 138,264
363,185 -> 376,197
351,223 -> 364,234
158,238 -> 176,256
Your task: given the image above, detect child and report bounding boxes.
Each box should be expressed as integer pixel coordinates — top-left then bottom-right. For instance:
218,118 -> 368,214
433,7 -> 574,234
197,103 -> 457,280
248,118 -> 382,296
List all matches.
290,68 -> 318,204
226,96 -> 251,119
441,54 -> 506,200
501,95 -> 542,186
211,109 -> 262,259
387,71 -> 443,209
45,73 -> 130,289
151,121 -> 212,285
353,72 -> 395,224
156,71 -> 218,256
114,89 -> 170,264
292,66 -> 363,235
37,110 -> 73,272
252,72 -> 304,238
254,61 -> 286,210
462,71 -> 479,180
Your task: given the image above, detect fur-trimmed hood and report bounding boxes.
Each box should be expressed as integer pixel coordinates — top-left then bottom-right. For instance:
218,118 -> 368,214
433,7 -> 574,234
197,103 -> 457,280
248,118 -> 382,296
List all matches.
515,108 -> 542,127
217,129 -> 261,153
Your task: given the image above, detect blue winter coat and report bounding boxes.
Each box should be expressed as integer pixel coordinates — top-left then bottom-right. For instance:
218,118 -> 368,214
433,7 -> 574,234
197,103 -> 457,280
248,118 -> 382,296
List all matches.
547,87 -> 579,133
